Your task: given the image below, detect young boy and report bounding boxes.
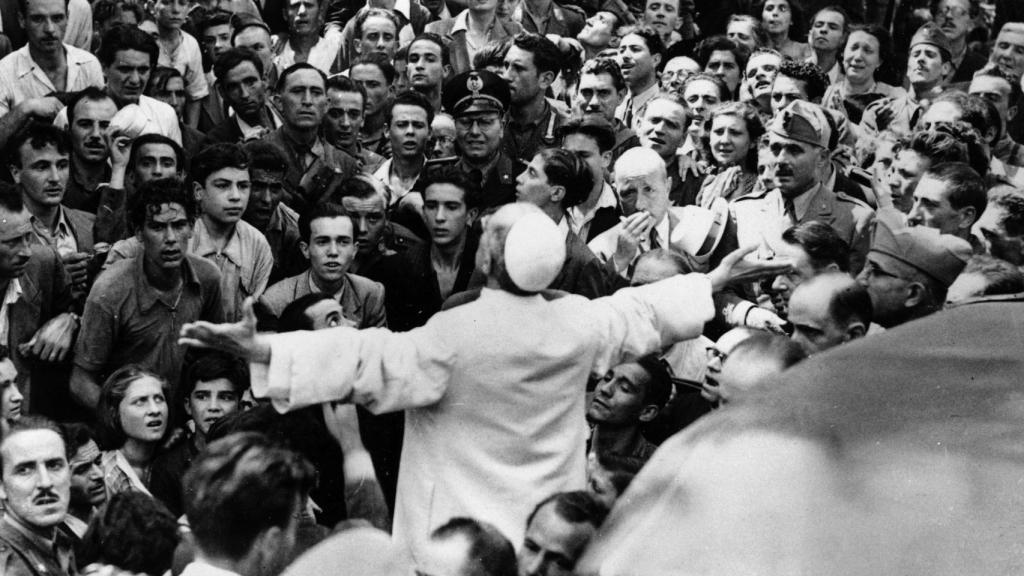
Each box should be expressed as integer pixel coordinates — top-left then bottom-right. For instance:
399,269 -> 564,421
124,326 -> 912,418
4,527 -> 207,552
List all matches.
154,0 -> 208,127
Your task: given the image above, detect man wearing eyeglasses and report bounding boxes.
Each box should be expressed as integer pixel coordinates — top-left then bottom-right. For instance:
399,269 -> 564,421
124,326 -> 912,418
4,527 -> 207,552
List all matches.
932,0 -> 987,85
436,69 -> 526,209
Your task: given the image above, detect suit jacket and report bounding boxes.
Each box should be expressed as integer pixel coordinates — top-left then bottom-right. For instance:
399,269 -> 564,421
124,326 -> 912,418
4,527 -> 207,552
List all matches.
424,15 -> 522,75
259,270 -> 387,328
63,206 -> 95,252
8,246 -> 75,414
731,183 -> 875,273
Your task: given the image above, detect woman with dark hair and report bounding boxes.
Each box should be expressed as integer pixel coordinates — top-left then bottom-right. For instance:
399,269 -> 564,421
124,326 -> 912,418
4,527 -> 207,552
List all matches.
146,66 -> 209,157
697,102 -> 765,207
821,25 -> 906,124
760,0 -> 811,60
95,365 -> 170,496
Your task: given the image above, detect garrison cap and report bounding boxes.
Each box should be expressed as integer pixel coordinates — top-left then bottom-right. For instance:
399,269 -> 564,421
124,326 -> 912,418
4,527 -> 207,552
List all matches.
768,100 -> 833,149
911,22 -> 953,62
869,211 -> 971,287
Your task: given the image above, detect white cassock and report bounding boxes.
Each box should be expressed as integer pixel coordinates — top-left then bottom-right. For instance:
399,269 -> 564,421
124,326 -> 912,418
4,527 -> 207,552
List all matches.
251,274 -> 715,561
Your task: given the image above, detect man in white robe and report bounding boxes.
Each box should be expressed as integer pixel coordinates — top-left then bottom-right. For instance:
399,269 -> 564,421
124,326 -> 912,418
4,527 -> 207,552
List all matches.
179,204 -> 790,563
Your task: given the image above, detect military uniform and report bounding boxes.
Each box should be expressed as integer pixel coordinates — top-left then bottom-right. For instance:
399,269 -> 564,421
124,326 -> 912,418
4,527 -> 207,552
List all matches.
261,128 -> 361,214
513,0 -> 586,37
503,98 -> 569,161
0,517 -> 76,576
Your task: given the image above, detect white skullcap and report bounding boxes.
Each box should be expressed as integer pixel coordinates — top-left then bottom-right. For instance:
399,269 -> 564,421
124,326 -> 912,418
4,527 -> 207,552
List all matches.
109,104 -> 158,140
500,206 -> 565,292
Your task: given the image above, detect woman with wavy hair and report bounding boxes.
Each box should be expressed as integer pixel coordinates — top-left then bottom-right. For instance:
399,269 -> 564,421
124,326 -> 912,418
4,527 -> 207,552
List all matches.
697,102 -> 765,207
96,365 -> 170,496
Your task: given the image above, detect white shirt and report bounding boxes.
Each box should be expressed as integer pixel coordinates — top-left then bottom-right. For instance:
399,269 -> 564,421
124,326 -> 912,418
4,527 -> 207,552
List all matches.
275,24 -> 344,76
0,44 -> 105,115
157,31 -> 209,100
567,181 -> 618,241
54,95 -> 182,145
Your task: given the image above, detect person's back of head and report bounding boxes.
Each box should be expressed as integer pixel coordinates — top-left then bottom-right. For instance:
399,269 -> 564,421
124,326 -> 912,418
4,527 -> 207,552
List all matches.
183,432 -> 316,572
945,254 -> 1024,305
77,491 -> 179,576
424,518 -> 517,576
717,333 -> 807,403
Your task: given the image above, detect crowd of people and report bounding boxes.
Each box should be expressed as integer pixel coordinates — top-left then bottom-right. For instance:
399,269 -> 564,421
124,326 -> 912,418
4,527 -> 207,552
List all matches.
0,0 -> 1019,573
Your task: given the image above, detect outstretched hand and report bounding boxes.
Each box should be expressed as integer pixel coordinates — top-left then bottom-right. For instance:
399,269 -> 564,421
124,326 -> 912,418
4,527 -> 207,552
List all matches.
708,245 -> 794,293
179,297 -> 270,363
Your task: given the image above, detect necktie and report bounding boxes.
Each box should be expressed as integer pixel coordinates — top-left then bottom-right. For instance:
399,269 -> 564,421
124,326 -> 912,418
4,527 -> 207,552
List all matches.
784,198 -> 798,225
649,228 -> 661,250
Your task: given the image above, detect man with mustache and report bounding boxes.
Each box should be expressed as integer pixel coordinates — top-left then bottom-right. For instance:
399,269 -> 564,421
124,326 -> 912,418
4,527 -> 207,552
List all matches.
206,48 -> 284,145
733,100 -> 875,274
0,0 -> 105,153
862,24 -> 952,138
932,0 -> 987,84
0,417 -> 75,576
62,88 -> 117,215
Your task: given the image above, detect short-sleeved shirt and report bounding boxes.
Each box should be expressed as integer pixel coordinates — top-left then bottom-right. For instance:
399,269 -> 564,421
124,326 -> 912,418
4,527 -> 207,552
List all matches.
74,252 -> 224,388
157,31 -> 209,100
0,43 -> 104,115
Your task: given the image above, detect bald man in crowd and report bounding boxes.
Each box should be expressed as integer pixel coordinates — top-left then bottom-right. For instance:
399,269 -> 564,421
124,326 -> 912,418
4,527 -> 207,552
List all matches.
787,273 -> 872,355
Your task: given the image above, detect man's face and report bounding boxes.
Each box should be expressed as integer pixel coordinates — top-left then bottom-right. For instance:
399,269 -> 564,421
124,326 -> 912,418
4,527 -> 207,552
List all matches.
301,216 -> 357,284
578,12 -> 617,49
768,133 -> 822,197
644,0 -> 680,40
105,49 -> 152,106
12,142 -> 69,210
324,89 -> 364,151
768,240 -> 818,317
887,149 -> 929,214
154,0 -> 187,29
757,146 -> 777,191
0,360 -> 21,424
503,45 -> 546,105
0,209 -> 34,280
563,133 -> 609,195
351,64 -> 391,117
389,103 -> 431,159
762,0 -> 793,36
574,72 -> 623,122
975,203 -> 1024,265
20,0 -> 67,54
233,27 -> 275,78
186,379 -> 240,436
640,98 -> 688,160
969,75 -> 1013,120
154,75 -> 187,119
855,252 -> 914,328
423,183 -> 475,248
139,202 -> 193,271
908,174 -> 969,235
617,171 -> 669,223
661,57 -> 699,92
516,154 -> 554,208
726,20 -> 757,53
202,23 -> 232,62
355,15 -> 397,59
631,255 -> 678,285
244,168 -> 286,230
788,286 -> 851,355
934,0 -> 971,43
771,74 -> 809,116
746,52 -> 782,100
132,143 -> 178,183
196,167 -> 251,226
304,298 -> 345,329
407,40 -> 446,91
810,10 -> 846,53
906,44 -> 948,87
68,439 -> 105,510
587,362 -> 652,425
286,0 -> 321,35
341,194 -> 387,256
220,61 -> 268,122
429,115 -> 456,158
618,33 -> 660,88
991,27 -> 1024,80
277,69 -> 327,130
455,111 -> 503,161
716,348 -> 786,404
918,100 -> 962,132
518,502 -> 596,576
705,50 -> 741,93
683,79 -> 722,130
0,430 -> 69,530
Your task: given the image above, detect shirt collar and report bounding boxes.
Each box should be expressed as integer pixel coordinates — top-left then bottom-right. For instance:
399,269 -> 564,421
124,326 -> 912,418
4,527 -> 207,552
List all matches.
790,182 -> 823,220
451,10 -> 471,33
29,207 -> 73,239
556,215 -> 570,240
191,218 -> 244,267
4,513 -> 56,548
135,248 -> 200,312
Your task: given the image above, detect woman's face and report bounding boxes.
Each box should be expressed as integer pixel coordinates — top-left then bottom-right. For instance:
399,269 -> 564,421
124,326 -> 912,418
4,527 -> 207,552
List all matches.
843,30 -> 882,84
0,360 -> 22,423
710,114 -> 752,166
762,0 -> 793,35
117,376 -> 168,444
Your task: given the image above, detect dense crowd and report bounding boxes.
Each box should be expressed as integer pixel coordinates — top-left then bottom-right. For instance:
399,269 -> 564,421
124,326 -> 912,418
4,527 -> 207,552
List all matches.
0,0 -> 1019,573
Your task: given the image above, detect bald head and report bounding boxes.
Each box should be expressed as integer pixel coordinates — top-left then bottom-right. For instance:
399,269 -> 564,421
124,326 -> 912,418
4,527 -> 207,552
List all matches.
788,273 -> 871,355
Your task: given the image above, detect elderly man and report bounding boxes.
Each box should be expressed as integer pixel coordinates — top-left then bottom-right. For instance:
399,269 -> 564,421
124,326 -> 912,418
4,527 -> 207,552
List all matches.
787,272 -> 871,355
180,202 -> 789,562
733,100 -> 874,273
589,147 -> 732,278
0,417 -> 75,576
856,212 -> 971,328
